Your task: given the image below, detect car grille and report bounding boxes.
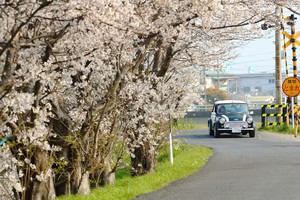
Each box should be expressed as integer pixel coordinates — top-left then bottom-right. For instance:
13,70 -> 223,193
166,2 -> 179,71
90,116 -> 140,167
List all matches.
225,121 -> 248,128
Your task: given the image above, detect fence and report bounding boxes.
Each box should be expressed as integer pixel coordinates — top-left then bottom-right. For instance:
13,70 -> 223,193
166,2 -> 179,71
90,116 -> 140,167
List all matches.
261,104 -> 300,127
261,104 -> 287,126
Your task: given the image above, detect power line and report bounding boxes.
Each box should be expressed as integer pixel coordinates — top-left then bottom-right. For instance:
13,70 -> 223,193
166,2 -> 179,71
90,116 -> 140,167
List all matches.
231,56 -> 300,65
231,58 -> 275,65
237,51 -> 274,58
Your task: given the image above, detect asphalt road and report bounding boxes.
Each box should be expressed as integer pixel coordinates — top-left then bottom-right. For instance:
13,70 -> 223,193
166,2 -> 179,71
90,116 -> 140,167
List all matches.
135,130 -> 300,200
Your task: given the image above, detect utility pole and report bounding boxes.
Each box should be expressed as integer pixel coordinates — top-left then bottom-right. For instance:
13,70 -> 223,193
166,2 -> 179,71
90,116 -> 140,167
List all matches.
275,6 -> 282,123
261,6 -> 283,123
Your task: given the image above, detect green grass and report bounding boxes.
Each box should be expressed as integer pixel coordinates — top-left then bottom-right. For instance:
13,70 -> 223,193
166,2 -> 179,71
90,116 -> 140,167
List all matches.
174,119 -> 207,130
58,144 -> 213,200
258,124 -> 299,135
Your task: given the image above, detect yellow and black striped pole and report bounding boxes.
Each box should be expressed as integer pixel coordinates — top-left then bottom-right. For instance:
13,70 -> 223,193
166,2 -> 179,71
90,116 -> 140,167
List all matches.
282,14 -> 300,127
290,14 -> 298,132
290,14 -> 297,82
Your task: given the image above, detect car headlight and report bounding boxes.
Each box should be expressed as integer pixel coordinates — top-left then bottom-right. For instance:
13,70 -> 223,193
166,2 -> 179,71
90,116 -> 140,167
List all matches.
219,117 -> 226,124
247,117 -> 253,124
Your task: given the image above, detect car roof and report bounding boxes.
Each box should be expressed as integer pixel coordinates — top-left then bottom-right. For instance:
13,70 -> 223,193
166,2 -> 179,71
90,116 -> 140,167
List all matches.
214,100 -> 247,105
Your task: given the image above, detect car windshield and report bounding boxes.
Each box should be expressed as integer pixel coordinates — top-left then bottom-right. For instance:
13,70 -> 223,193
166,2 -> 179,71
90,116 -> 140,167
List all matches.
217,103 -> 249,114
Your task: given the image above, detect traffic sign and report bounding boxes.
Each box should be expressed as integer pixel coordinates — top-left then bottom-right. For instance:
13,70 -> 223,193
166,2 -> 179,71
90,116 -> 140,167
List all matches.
282,31 -> 300,48
282,77 -> 300,97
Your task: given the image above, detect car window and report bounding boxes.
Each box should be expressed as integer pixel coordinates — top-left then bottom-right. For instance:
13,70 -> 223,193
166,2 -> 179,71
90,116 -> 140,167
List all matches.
234,104 -> 249,113
217,105 -> 226,114
217,104 -> 249,114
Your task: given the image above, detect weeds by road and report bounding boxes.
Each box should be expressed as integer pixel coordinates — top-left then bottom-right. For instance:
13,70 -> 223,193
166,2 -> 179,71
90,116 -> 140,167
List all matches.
258,124 -> 298,135
59,142 -> 212,200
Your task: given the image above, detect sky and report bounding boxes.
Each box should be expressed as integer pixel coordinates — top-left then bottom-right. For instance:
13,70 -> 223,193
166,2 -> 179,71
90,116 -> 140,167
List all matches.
229,11 -> 300,75
228,34 -> 300,75
228,37 -> 276,74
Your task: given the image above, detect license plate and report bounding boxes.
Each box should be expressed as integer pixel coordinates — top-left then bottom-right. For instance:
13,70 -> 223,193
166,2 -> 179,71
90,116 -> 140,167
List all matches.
232,127 -> 241,133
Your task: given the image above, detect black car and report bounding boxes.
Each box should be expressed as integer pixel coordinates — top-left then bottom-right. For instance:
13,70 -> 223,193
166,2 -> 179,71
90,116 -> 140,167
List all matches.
208,100 -> 255,138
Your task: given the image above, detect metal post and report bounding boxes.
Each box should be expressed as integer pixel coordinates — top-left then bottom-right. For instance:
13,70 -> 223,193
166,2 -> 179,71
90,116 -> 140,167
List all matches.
294,112 -> 298,137
261,105 -> 266,127
169,110 -> 173,165
283,105 -> 287,123
292,97 -> 295,128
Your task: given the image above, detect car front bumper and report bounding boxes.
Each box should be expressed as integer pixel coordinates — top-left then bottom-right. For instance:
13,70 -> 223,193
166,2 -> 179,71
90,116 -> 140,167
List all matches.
217,121 -> 255,134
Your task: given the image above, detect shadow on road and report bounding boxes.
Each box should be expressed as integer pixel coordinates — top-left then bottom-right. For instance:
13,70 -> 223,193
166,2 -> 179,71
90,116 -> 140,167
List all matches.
175,130 -> 251,140
175,134 -> 211,140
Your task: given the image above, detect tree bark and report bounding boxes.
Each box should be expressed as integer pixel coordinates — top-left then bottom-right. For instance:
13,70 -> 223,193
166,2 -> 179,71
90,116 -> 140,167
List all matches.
71,152 -> 90,195
90,154 -> 116,188
100,155 -> 116,186
131,144 -> 156,176
77,172 -> 90,195
28,148 -> 56,200
152,37 -> 163,73
30,176 -> 56,200
157,45 -> 173,77
100,169 -> 115,186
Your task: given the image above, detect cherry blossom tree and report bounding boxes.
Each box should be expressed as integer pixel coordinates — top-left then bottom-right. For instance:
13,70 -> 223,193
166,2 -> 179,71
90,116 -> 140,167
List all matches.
0,0 -> 300,199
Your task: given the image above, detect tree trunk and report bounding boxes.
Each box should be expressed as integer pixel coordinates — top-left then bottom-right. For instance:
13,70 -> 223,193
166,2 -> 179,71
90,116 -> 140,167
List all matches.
50,109 -> 90,196
100,169 -> 115,186
30,176 -> 56,200
90,154 -> 116,188
131,145 -> 156,176
27,148 -> 56,200
77,172 -> 90,195
50,118 -> 72,196
100,155 -> 115,186
71,153 -> 90,195
53,147 -> 71,196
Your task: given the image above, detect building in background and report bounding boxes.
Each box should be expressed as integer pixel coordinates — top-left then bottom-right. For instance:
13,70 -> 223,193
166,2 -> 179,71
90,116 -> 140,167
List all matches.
197,71 -> 283,110
227,73 -> 275,95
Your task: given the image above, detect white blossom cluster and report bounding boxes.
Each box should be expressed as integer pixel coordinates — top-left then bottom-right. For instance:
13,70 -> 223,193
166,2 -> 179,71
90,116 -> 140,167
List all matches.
0,145 -> 23,199
0,0 -> 299,198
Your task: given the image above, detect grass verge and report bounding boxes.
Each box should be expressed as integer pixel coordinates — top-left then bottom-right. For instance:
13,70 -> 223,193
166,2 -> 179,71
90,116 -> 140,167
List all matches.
258,124 -> 298,135
58,144 -> 212,200
174,118 -> 207,130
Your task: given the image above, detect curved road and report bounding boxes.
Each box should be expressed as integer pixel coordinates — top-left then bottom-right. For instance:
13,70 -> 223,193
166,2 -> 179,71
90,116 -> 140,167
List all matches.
135,130 -> 300,200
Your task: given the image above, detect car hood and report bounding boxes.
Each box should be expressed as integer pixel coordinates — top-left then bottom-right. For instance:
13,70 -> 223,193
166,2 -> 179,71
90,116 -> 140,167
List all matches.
219,113 -> 249,122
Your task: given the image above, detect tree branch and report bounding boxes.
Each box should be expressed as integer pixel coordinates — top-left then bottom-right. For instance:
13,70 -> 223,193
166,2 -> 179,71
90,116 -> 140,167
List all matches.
0,0 -> 53,57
